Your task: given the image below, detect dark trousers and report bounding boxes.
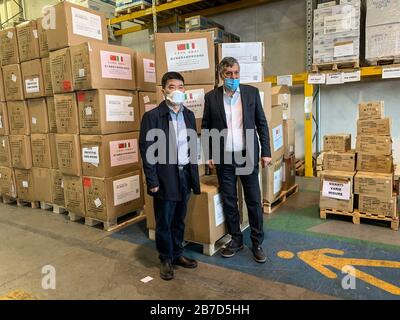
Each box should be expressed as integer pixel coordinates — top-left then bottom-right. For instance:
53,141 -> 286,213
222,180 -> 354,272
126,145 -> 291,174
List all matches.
153,166 -> 191,262
216,162 -> 264,247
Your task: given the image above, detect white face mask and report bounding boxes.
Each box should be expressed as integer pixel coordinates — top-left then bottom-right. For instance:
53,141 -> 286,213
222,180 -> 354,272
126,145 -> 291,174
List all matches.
166,90 -> 185,106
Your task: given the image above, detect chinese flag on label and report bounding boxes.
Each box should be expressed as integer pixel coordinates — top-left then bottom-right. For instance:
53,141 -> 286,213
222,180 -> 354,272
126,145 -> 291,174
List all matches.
83,178 -> 92,188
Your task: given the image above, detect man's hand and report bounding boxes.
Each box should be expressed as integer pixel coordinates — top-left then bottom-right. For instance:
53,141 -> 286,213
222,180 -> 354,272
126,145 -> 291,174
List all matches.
261,157 -> 272,168
207,159 -> 215,169
150,186 -> 159,193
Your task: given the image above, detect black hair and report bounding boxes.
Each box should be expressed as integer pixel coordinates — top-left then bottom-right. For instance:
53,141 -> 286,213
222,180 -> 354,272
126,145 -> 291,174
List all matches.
161,72 -> 185,89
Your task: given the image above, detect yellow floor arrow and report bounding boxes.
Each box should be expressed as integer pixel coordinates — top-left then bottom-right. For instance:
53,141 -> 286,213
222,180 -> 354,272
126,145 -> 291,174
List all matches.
278,248 -> 400,295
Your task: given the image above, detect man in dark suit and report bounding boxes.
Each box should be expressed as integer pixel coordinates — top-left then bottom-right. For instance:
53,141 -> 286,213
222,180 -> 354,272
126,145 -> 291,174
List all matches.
201,57 -> 271,263
139,72 -> 201,280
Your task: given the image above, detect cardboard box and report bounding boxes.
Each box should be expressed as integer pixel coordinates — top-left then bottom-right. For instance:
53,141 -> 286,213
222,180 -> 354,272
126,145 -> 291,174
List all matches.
70,0 -> 116,19
354,171 -> 393,199
80,132 -> 141,178
28,98 -> 49,133
0,102 -> 10,135
356,135 -> 392,155
357,118 -> 391,136
366,0 -> 400,27
139,92 -> 157,119
0,166 -> 17,198
63,175 -> 85,215
185,15 -> 225,32
156,85 -> 214,133
323,134 -> 351,152
7,101 -> 30,135
155,32 -> 215,85
0,136 -> 11,167
269,105 -> 284,163
358,101 -> 384,120
83,171 -> 144,221
78,90 -> 140,134
41,58 -> 53,97
0,71 -> 5,102
32,167 -> 52,202
54,93 -> 80,134
262,157 -> 283,203
283,119 -> 295,159
50,48 -> 74,94
135,52 -> 156,92
198,27 -> 231,43
36,17 -> 49,58
250,82 -> 272,122
21,59 -> 45,99
185,175 -> 228,244
16,20 -> 40,63
282,155 -> 296,192
31,134 -> 58,169
323,151 -> 356,172
319,170 -> 355,211
9,135 -> 33,169
216,61 -> 264,84
0,27 -> 20,66
272,86 -> 291,120
2,64 -> 24,101
46,97 -> 57,133
366,23 -> 400,61
14,169 -> 35,201
46,1 -> 108,51
359,195 -> 397,217
356,153 -> 393,174
70,42 -> 137,91
50,169 -> 65,206
55,134 -> 82,176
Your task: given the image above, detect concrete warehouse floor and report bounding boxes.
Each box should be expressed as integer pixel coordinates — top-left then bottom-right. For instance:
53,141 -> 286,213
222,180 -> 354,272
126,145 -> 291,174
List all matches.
0,178 -> 400,300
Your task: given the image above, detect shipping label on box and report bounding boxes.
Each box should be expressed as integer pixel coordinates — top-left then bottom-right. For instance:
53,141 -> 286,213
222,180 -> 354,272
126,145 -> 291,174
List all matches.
221,42 -> 264,63
357,153 -> 393,174
359,195 -> 397,217
184,89 -> 205,119
143,58 -> 156,83
357,118 -> 391,135
358,101 -> 384,120
272,124 -> 283,152
100,50 -> 132,80
71,7 -> 104,40
82,146 -> 100,166
356,135 -> 392,155
322,179 -> 351,200
323,134 -> 351,152
323,152 -> 356,172
113,174 -> 141,206
164,38 -> 210,72
110,139 -> 138,167
354,172 -> 393,199
105,94 -> 134,122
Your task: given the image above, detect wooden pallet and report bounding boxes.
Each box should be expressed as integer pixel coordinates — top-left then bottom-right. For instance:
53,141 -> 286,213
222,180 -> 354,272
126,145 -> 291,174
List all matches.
263,184 -> 299,215
68,212 -> 85,222
39,202 -> 68,214
320,208 -> 399,231
115,1 -> 152,16
84,210 -> 146,232
296,160 -> 305,176
17,199 -> 40,209
366,58 -> 400,66
312,60 -> 360,72
148,222 -> 250,256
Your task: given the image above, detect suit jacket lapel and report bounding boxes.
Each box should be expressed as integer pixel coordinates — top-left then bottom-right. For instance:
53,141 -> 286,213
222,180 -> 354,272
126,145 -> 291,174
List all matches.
239,84 -> 247,129
216,86 -> 227,128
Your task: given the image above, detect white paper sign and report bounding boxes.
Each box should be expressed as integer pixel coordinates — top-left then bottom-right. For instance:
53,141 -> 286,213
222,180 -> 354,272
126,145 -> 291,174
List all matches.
79,68 -> 85,77
7,31 -> 13,39
304,96 -> 313,113
141,276 -> 153,283
32,30 -> 38,39
94,198 -> 102,208
143,58 -> 156,83
85,106 -> 93,116
214,193 -> 225,227
143,96 -> 150,104
110,139 -> 138,167
25,78 -> 40,93
277,75 -> 293,87
274,166 -> 283,195
342,70 -> 360,82
101,51 -> 132,80
82,146 -> 99,165
184,89 -> 205,119
165,38 -> 210,72
32,117 -> 37,124
334,42 -> 354,57
0,116 -> 3,129
308,73 -> 326,84
272,124 -> 283,151
322,180 -> 351,200
382,67 -> 400,79
326,73 -> 344,85
71,7 -> 103,40
22,181 -> 29,188
11,74 -> 17,82
113,175 -> 140,206
106,95 -> 134,122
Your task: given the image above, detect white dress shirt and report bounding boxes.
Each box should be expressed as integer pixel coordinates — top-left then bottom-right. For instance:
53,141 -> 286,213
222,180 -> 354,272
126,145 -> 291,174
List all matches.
223,87 -> 245,152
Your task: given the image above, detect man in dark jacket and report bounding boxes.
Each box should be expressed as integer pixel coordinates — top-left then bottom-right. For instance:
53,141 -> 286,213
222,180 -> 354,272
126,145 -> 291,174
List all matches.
202,57 -> 271,263
139,72 -> 201,281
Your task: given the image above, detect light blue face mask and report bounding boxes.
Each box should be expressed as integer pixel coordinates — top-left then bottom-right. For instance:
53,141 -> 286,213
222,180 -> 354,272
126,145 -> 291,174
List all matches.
224,78 -> 240,91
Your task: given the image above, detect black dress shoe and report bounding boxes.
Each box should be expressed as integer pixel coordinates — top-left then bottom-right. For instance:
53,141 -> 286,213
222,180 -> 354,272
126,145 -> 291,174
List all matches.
160,261 -> 174,280
221,241 -> 244,258
173,256 -> 198,268
252,246 -> 267,263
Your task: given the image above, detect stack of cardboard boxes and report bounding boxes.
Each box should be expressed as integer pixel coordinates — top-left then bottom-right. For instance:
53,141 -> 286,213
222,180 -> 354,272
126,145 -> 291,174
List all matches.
320,134 -> 355,211
355,101 -> 396,217
44,1 -> 144,223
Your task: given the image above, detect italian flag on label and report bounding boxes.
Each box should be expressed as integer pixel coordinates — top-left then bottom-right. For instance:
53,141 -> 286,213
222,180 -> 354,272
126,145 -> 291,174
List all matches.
177,42 -> 196,51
